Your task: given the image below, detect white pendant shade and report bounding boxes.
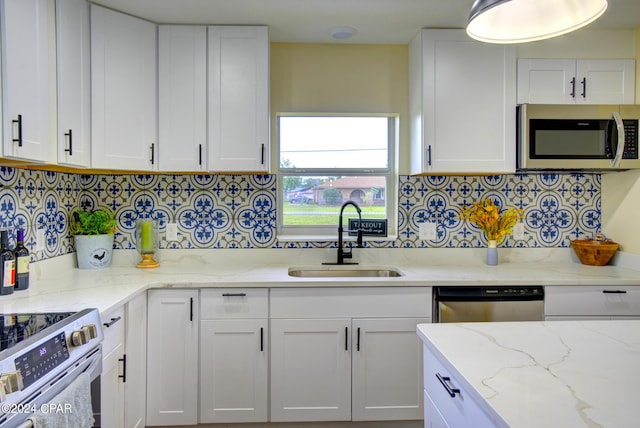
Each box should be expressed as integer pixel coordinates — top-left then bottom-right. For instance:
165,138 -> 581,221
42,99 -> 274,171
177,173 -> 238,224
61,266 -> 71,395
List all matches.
466,0 -> 608,44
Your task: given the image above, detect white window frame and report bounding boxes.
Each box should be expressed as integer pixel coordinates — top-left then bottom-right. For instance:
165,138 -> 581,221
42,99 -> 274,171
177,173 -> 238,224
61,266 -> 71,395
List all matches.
276,112 -> 398,240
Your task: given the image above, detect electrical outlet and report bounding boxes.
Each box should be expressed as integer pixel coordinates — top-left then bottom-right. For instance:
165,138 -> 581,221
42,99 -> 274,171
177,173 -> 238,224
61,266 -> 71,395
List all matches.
512,222 -> 525,240
166,223 -> 178,241
419,222 -> 437,240
36,229 -> 46,252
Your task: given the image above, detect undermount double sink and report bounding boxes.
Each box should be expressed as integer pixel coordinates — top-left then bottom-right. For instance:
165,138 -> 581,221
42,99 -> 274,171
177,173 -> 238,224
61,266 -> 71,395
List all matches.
287,266 -> 404,278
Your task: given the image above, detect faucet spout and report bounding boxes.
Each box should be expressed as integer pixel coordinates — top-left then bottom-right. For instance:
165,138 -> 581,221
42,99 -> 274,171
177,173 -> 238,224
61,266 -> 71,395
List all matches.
335,201 -> 363,265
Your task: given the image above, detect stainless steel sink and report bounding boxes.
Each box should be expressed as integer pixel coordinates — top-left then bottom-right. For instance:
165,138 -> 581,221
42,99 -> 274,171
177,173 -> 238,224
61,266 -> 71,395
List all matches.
288,267 -> 404,278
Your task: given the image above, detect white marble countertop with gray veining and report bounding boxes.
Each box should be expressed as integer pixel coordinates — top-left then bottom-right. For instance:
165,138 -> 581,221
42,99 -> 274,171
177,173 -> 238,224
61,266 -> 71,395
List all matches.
0,248 -> 638,316
417,320 -> 640,428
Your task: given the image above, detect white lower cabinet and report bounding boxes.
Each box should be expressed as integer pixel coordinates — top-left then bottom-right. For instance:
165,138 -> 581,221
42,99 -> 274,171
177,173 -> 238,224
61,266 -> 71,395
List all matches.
423,344 -> 495,428
545,285 -> 640,320
125,292 -> 147,428
352,318 -> 426,421
100,306 -> 125,428
270,287 -> 431,423
199,288 -> 269,423
270,318 -> 352,422
146,289 -> 199,426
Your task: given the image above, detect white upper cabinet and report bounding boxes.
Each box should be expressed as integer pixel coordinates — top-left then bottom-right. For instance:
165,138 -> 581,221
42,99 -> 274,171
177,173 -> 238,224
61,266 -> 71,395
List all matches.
56,0 -> 91,167
517,59 -> 635,104
91,5 -> 158,171
158,25 -> 207,171
409,29 -> 516,174
208,26 -> 269,172
1,0 -> 54,163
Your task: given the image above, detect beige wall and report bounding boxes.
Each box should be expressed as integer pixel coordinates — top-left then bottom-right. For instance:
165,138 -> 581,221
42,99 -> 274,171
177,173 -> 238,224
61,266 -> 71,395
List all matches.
270,43 -> 409,173
601,29 -> 640,254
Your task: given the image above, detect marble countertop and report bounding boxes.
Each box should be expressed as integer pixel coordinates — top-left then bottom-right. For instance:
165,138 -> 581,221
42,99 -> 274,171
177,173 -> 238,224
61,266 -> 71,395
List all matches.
1,248 -> 639,316
417,320 -> 640,428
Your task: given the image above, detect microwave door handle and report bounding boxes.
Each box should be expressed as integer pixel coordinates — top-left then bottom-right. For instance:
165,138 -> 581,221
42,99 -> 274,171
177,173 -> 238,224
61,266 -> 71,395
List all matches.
610,111 -> 625,167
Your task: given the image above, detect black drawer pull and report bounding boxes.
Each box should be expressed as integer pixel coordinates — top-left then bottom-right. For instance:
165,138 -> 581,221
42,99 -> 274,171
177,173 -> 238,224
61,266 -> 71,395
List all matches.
602,290 -> 627,294
222,293 -> 247,297
119,354 -> 127,383
436,373 -> 460,398
103,316 -> 121,328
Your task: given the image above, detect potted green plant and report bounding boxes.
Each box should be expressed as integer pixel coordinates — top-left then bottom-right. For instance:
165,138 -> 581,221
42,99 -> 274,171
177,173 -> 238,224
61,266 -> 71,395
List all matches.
70,208 -> 117,269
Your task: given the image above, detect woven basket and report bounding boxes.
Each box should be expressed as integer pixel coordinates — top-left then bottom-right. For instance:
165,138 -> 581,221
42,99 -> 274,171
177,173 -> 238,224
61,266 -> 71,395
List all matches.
571,239 -> 619,266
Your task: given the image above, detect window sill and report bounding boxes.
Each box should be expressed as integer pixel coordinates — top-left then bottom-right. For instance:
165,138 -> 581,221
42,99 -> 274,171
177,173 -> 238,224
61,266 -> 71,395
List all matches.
277,234 -> 398,242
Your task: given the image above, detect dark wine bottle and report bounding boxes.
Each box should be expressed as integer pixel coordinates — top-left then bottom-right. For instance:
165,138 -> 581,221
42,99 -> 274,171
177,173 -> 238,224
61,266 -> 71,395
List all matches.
14,229 -> 29,291
0,230 -> 15,295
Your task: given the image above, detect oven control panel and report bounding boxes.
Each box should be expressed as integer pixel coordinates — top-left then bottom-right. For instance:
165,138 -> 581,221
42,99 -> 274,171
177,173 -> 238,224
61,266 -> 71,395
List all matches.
0,309 -> 103,406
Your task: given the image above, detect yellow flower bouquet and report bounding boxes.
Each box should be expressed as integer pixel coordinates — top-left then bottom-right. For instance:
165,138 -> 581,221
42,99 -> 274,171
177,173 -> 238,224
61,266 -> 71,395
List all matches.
459,199 -> 523,244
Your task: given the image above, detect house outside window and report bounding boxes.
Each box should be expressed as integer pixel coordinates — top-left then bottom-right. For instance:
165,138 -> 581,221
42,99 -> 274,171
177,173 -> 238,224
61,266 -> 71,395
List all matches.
277,114 -> 396,238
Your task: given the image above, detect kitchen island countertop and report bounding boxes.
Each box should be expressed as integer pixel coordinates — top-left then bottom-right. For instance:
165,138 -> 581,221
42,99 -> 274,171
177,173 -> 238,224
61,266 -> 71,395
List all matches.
1,248 -> 639,315
417,320 -> 640,428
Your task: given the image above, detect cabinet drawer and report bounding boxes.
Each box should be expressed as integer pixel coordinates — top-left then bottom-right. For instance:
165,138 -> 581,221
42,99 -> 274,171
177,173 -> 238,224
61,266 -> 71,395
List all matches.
201,288 -> 268,319
270,287 -> 431,318
101,306 -> 124,356
545,285 -> 640,316
423,344 -> 493,428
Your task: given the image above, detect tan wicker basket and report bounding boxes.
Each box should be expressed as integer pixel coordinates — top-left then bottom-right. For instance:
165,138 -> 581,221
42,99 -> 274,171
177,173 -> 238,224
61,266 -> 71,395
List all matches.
571,239 -> 619,266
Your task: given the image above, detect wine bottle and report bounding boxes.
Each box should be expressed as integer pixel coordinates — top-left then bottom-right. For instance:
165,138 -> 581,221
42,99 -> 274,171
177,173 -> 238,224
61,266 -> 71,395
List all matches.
0,230 -> 15,295
14,230 -> 29,291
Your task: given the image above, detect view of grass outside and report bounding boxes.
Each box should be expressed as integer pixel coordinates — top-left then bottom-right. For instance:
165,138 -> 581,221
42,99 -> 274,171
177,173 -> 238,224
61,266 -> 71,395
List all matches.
282,202 -> 386,225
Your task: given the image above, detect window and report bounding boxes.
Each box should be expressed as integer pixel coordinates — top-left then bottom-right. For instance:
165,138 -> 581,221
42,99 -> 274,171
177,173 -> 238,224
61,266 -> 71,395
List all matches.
277,114 -> 396,238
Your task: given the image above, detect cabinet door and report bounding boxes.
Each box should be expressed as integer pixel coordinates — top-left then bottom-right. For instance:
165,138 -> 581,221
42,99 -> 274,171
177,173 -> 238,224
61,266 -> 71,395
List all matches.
200,319 -> 268,423
147,289 -> 198,426
91,5 -> 157,171
56,0 -> 90,167
352,318 -> 427,421
410,29 -> 516,174
208,26 -> 269,172
1,0 -> 53,162
270,318 -> 351,422
517,59 -> 576,104
100,307 -> 125,428
425,390 -> 451,428
101,342 -> 125,428
125,292 -> 147,428
576,59 -> 635,104
158,25 -> 207,171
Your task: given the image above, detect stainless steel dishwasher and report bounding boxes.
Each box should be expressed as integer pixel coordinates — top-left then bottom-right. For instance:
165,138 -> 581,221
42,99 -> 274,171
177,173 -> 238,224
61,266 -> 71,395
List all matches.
433,286 -> 544,323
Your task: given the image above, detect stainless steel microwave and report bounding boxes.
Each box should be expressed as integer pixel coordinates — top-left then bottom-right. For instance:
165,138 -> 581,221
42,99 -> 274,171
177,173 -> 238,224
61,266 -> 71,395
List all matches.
517,104 -> 640,170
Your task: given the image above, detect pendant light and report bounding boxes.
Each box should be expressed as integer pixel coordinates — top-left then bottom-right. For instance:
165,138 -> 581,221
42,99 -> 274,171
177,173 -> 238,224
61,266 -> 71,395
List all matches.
466,0 -> 608,44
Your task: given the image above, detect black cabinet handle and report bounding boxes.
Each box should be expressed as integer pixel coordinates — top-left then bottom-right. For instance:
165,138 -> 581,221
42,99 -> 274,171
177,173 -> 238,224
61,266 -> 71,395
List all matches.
260,327 -> 264,352
261,143 -> 265,165
150,143 -> 155,165
427,145 -> 432,166
436,373 -> 460,398
570,77 -> 576,98
199,144 -> 203,165
190,297 -> 194,322
103,316 -> 121,328
603,290 -> 627,294
118,354 -> 127,383
222,293 -> 247,297
64,129 -> 73,156
345,327 -> 348,351
356,327 -> 360,352
12,115 -> 23,147
581,77 -> 587,98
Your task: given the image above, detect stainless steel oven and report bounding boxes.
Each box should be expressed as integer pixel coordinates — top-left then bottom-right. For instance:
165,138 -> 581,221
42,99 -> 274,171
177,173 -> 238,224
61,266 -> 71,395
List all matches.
0,309 -> 103,428
433,286 -> 544,323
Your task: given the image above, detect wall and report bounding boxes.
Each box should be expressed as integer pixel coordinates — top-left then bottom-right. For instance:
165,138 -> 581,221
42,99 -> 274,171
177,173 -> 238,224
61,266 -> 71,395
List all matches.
601,29 -> 640,255
0,167 -> 601,262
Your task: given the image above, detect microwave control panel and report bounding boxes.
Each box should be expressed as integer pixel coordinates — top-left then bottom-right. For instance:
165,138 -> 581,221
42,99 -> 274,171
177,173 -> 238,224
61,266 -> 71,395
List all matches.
623,120 -> 638,159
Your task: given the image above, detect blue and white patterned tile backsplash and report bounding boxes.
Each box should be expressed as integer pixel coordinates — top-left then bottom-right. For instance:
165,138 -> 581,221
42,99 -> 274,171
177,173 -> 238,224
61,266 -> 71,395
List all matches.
0,166 -> 601,260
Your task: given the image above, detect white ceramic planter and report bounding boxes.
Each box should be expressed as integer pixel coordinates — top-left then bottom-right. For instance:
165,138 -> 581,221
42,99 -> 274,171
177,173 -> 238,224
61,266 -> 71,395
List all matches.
74,234 -> 114,269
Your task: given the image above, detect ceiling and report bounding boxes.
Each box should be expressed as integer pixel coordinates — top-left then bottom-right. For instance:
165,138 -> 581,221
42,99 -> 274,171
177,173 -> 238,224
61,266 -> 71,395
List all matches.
90,0 -> 640,45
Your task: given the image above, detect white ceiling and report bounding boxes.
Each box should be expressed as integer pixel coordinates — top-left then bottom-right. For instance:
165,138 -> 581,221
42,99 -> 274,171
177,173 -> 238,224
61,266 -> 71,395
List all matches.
90,0 -> 640,44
